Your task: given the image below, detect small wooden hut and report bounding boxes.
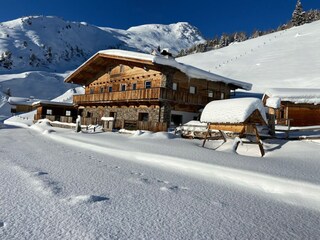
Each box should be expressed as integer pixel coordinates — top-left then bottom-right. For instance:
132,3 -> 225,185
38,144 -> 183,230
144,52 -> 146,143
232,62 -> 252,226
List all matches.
200,98 -> 267,156
263,88 -> 320,127
33,100 -> 77,123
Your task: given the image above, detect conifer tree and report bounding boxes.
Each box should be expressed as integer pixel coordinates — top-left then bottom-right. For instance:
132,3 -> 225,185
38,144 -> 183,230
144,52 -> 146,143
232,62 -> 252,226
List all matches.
292,0 -> 305,26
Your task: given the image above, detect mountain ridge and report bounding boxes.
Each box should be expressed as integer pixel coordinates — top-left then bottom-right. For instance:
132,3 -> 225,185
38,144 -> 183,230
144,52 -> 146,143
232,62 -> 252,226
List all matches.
0,16 -> 205,73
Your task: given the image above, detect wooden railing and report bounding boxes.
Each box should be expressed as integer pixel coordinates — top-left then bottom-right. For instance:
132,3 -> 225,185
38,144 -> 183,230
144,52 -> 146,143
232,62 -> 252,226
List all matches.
73,88 -> 211,106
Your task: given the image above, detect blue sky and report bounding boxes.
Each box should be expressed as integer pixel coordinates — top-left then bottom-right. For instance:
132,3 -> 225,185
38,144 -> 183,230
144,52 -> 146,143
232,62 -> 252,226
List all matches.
1,0 -> 320,38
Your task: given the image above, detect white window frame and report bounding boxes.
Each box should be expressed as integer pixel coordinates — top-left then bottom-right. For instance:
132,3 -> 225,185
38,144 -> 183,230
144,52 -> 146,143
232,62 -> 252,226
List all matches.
189,86 -> 196,94
66,110 -> 71,116
46,109 -> 52,115
173,82 -> 178,91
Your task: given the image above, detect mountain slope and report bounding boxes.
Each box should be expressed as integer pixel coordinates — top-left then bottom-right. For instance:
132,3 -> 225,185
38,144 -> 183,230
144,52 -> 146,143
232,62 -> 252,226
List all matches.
178,20 -> 320,93
0,16 -> 205,73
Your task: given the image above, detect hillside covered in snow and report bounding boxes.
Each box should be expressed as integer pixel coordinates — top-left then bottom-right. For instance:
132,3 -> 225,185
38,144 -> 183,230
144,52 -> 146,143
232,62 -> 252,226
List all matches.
0,16 -> 204,73
178,20 -> 320,93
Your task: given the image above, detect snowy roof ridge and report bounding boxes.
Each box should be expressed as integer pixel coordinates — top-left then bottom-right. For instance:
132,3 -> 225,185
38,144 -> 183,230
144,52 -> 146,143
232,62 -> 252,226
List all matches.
97,49 -> 252,90
200,98 -> 267,124
8,97 -> 74,107
264,88 -> 320,105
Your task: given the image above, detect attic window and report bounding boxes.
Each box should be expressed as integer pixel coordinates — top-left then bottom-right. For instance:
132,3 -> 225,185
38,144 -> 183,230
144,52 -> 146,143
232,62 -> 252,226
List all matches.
108,86 -> 113,92
100,87 -> 104,93
120,64 -> 124,73
208,90 -> 213,98
89,88 -> 94,94
221,92 -> 225,99
121,84 -> 126,91
66,110 -> 71,116
132,83 -> 137,90
46,109 -> 52,115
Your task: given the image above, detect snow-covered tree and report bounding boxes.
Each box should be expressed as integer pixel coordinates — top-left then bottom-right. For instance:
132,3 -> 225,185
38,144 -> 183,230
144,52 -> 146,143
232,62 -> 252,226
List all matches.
0,51 -> 13,69
292,0 -> 306,26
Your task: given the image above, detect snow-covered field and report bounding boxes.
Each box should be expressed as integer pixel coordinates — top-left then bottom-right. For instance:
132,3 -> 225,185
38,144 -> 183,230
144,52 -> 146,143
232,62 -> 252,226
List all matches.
178,20 -> 320,93
1,17 -> 320,240
1,120 -> 320,239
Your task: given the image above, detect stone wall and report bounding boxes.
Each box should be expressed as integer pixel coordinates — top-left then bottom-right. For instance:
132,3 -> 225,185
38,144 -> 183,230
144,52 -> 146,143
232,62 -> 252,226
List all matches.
81,104 -> 164,127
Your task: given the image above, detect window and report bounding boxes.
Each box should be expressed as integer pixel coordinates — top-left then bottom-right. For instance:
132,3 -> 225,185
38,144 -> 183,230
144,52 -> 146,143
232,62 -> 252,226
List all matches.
89,88 -> 94,94
221,92 -> 225,99
172,83 -> 178,91
189,86 -> 196,94
121,84 -> 126,91
132,83 -> 137,90
109,112 -> 117,118
108,86 -> 113,92
145,81 -> 151,89
46,109 -> 52,115
100,87 -> 104,93
120,64 -> 124,73
208,90 -> 213,98
66,110 -> 71,116
138,112 -> 149,121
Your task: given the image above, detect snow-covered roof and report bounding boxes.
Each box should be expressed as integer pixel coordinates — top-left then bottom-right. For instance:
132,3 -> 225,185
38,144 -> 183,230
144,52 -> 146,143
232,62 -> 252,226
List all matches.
32,100 -> 74,107
264,88 -> 320,105
200,98 -> 267,124
8,97 -> 38,106
8,97 -> 74,107
266,97 -> 281,109
67,49 -> 251,90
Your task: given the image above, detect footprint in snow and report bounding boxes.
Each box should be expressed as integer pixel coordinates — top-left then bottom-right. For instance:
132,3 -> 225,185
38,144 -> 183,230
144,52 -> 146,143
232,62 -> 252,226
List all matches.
157,179 -> 170,184
140,178 -> 151,184
64,195 -> 110,205
33,171 -> 48,176
131,172 -> 144,176
160,186 -> 188,193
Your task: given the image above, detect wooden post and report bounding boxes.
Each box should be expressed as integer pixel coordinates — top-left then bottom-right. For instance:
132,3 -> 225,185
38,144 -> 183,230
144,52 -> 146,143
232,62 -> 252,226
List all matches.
286,119 -> 291,139
202,126 -> 210,147
253,125 -> 265,157
219,130 -> 227,143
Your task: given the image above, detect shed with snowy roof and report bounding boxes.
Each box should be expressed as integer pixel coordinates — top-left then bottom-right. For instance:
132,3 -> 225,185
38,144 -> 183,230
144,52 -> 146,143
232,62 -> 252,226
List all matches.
64,49 -> 251,131
200,98 -> 267,156
263,88 -> 320,126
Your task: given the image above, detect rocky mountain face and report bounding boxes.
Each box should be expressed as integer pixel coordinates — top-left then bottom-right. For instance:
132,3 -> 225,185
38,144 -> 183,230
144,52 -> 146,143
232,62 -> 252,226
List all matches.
0,16 -> 205,73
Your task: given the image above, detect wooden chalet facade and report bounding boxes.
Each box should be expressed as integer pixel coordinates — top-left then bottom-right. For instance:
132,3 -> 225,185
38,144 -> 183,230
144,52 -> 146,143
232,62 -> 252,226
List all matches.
263,88 -> 320,127
65,50 -> 251,131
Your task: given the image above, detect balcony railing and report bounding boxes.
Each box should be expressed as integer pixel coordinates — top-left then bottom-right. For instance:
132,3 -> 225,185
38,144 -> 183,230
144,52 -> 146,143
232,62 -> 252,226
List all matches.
73,87 -> 211,106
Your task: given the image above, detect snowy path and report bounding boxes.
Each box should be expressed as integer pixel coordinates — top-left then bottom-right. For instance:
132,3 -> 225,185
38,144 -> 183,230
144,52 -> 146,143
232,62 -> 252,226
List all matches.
1,126 -> 320,239
50,131 -> 320,211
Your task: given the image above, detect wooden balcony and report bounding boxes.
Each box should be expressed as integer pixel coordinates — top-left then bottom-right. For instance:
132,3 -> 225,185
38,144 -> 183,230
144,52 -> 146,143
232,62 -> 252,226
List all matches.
73,87 -> 211,106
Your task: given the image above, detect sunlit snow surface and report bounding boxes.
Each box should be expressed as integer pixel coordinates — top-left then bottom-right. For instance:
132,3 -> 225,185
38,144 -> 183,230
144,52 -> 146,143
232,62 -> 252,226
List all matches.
0,120 -> 320,239
178,20 -> 320,93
